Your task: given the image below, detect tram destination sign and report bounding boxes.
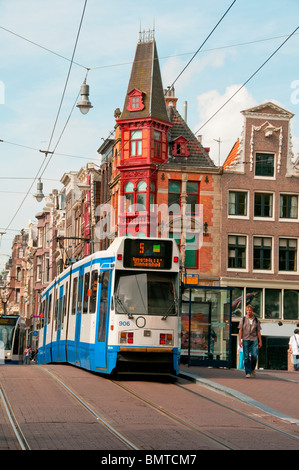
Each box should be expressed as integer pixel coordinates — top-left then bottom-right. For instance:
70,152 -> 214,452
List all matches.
123,239 -> 173,269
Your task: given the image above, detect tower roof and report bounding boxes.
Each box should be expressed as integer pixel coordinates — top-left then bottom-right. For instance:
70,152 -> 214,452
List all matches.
120,33 -> 169,123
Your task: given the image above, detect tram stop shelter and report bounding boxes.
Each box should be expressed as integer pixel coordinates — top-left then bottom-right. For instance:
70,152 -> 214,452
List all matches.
180,278 -> 233,369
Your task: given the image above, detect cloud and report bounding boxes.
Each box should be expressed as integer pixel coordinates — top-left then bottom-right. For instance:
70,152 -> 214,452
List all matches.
194,84 -> 257,164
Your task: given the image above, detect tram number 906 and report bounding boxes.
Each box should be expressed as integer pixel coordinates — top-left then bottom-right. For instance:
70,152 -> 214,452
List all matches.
119,321 -> 131,327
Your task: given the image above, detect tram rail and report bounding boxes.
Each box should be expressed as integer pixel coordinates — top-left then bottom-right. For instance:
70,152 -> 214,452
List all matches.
0,383 -> 31,450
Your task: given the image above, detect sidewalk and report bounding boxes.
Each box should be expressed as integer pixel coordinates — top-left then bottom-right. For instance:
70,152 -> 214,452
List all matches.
179,364 -> 299,425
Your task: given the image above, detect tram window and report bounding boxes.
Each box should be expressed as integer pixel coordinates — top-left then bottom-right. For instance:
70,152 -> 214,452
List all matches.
71,278 -> 78,315
62,282 -> 68,323
77,275 -> 83,314
83,272 -> 90,314
62,294 -> 66,327
98,271 -> 109,342
40,300 -> 45,329
90,270 -> 98,314
48,294 -> 52,324
54,297 -> 59,331
13,326 -> 19,355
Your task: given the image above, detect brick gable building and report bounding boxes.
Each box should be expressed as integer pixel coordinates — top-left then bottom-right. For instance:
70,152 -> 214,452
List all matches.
222,102 -> 299,369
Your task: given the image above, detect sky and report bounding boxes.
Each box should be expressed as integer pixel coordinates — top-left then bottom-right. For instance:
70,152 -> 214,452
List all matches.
0,0 -> 298,270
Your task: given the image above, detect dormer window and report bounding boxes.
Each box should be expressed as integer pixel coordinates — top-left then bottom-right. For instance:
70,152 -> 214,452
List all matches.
127,88 -> 145,112
172,136 -> 190,157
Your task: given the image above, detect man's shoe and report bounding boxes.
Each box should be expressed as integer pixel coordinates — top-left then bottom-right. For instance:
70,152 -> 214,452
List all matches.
251,370 -> 256,377
245,374 -> 251,378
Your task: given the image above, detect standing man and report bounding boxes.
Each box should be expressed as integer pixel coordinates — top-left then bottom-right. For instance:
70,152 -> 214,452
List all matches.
288,329 -> 299,371
238,305 -> 262,378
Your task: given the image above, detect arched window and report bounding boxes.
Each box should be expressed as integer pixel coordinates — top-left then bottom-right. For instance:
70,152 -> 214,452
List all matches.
136,181 -> 147,211
150,181 -> 155,211
125,182 -> 134,213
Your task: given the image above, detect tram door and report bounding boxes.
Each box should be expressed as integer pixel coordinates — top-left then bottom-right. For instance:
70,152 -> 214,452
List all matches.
75,268 -> 84,364
41,294 -> 49,364
55,285 -> 64,361
95,269 -> 111,371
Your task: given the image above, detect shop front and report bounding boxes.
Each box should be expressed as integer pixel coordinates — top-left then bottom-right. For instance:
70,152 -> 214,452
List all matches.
180,285 -> 233,368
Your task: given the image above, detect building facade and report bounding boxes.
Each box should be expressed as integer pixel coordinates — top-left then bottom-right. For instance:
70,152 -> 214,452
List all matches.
221,102 -> 299,369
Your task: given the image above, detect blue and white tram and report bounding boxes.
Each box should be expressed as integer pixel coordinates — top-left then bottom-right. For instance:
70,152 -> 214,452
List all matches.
38,237 -> 181,375
0,315 -> 26,363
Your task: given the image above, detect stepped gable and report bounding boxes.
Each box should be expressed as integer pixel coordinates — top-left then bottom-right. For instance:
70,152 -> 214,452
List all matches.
120,36 -> 169,123
167,104 -> 215,167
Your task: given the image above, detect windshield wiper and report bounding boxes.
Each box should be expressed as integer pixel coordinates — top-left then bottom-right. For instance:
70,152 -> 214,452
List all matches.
161,301 -> 176,320
115,295 -> 133,319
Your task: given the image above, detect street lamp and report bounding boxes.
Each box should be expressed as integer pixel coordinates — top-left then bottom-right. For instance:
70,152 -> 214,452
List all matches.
76,78 -> 93,115
34,178 -> 45,202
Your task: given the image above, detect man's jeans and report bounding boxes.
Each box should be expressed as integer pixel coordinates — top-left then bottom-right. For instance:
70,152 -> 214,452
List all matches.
243,340 -> 258,375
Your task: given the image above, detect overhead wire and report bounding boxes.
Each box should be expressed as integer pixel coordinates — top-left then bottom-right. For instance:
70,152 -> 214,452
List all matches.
169,0 -> 237,88
3,0 -> 88,232
195,25 -> 299,134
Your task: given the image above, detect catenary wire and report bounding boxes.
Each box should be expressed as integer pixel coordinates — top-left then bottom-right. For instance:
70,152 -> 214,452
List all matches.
3,0 -> 88,232
195,26 -> 299,134
169,0 -> 237,88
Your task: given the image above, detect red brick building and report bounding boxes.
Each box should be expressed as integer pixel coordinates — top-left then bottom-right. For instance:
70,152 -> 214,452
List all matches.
221,102 -> 299,369
100,32 -> 221,283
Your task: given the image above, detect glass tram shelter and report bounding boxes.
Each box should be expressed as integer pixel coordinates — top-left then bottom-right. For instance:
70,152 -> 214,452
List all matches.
180,277 -> 233,369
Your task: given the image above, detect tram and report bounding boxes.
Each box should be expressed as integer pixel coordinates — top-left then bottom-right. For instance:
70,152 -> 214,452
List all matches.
0,315 -> 26,363
38,237 -> 181,375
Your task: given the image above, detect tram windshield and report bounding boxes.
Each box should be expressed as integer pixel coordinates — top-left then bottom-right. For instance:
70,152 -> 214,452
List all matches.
114,272 -> 177,317
0,324 -> 14,350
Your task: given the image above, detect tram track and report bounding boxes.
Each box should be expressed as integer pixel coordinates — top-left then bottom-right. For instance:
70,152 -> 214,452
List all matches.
0,382 -> 31,450
174,376 -> 299,446
111,374 -> 299,450
111,378 -> 234,450
40,367 -> 140,450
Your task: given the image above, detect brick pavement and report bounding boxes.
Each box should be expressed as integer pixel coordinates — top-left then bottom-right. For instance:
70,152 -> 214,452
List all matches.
179,364 -> 299,424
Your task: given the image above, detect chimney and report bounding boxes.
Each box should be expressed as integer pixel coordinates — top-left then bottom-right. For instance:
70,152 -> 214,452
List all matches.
183,101 -> 187,122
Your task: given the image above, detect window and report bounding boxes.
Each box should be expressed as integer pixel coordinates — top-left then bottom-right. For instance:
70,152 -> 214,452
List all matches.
284,290 -> 299,320
125,182 -> 134,213
127,88 -> 144,112
168,181 -> 181,212
150,182 -> 155,211
98,271 -> 109,342
265,289 -> 281,319
253,237 -> 272,270
246,287 -> 262,318
280,194 -> 298,219
228,191 -> 247,216
130,130 -> 142,156
71,278 -> 78,315
89,270 -> 98,314
185,234 -> 198,268
83,272 -> 90,313
154,131 -> 161,158
254,193 -> 273,218
172,137 -> 190,157
228,235 -> 246,269
47,294 -> 52,324
255,152 -> 275,177
136,181 -> 147,211
279,238 -> 297,271
186,182 -> 199,215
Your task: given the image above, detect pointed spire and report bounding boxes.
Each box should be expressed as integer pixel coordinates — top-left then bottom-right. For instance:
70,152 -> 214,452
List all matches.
120,31 -> 169,123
